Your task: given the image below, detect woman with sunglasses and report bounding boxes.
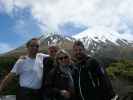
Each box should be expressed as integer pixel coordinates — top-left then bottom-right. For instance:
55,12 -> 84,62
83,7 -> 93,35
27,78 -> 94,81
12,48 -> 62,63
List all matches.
44,49 -> 76,100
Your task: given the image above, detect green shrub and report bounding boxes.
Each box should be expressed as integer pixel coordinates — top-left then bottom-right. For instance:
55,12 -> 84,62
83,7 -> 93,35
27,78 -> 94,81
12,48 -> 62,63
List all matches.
0,57 -> 18,95
106,59 -> 133,81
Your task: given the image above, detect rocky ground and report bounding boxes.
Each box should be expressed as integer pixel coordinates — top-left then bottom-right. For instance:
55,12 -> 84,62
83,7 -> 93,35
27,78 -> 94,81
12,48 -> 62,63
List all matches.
0,78 -> 132,100
111,78 -> 133,100
0,95 -> 16,100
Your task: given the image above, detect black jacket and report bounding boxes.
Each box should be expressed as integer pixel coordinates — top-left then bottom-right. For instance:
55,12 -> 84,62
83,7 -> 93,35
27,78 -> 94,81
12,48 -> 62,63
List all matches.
41,57 -> 54,90
44,64 -> 75,100
41,56 -> 75,100
74,56 -> 115,100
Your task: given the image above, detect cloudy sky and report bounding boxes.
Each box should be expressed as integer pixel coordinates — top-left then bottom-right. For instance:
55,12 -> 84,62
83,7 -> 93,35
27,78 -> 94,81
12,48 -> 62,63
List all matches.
0,0 -> 133,54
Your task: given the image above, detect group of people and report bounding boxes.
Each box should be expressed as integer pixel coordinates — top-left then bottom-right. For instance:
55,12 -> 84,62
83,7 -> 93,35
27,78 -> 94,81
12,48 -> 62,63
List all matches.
0,38 -> 118,100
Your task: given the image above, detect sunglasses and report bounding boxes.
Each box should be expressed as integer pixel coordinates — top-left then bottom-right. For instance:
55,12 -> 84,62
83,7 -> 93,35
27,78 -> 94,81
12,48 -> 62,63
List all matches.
49,50 -> 57,53
29,45 -> 39,48
58,56 -> 68,60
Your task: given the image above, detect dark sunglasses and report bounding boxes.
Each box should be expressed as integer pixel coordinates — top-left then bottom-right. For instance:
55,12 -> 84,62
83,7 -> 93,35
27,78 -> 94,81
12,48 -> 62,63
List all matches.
50,50 -> 57,53
58,56 -> 68,60
29,45 -> 39,48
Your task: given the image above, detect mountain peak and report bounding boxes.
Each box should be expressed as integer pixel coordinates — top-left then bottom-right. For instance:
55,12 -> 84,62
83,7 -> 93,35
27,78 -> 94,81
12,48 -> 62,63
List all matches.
73,27 -> 133,45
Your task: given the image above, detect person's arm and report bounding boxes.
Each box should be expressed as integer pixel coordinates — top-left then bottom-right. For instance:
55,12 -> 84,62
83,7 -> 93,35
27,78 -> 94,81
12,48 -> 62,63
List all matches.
0,72 -> 16,93
92,59 -> 116,99
60,71 -> 75,99
44,67 -> 60,96
0,57 -> 23,93
60,89 -> 72,99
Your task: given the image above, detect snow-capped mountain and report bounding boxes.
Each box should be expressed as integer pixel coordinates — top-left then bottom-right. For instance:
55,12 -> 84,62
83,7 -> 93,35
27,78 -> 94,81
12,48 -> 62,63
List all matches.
73,28 -> 133,55
1,29 -> 133,60
73,27 -> 133,45
1,34 -> 75,57
39,34 -> 74,46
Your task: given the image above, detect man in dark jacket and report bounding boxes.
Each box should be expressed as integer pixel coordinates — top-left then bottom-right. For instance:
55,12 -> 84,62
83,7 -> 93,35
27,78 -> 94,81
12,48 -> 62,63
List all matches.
41,44 -> 59,100
72,40 -> 117,100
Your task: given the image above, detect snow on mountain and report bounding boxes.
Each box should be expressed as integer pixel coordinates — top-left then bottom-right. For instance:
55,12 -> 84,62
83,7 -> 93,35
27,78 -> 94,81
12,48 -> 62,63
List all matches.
73,27 -> 133,45
72,27 -> 133,57
40,33 -> 75,46
1,34 -> 75,57
1,30 -> 133,58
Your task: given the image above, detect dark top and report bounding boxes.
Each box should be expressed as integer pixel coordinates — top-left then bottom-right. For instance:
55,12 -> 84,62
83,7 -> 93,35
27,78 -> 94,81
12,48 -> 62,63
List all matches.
73,56 -> 115,100
44,64 -> 75,100
41,56 -> 75,100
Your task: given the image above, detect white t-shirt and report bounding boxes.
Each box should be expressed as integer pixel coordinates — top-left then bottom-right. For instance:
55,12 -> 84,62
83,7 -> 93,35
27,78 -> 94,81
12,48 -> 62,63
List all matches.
11,53 -> 49,89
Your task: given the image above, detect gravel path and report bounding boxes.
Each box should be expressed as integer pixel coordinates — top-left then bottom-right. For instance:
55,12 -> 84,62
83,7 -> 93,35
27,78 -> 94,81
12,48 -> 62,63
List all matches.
0,95 -> 16,100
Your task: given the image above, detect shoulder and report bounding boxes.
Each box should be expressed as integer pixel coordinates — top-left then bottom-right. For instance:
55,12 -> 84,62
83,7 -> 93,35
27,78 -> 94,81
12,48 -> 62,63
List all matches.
86,56 -> 99,65
16,56 -> 28,63
85,56 -> 100,70
69,63 -> 77,70
43,56 -> 53,62
36,53 -> 49,63
43,57 -> 55,69
37,53 -> 49,58
87,57 -> 106,75
12,56 -> 27,70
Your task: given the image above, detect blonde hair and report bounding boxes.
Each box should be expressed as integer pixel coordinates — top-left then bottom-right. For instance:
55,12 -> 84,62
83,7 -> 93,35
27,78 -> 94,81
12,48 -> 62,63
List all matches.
55,49 -> 71,64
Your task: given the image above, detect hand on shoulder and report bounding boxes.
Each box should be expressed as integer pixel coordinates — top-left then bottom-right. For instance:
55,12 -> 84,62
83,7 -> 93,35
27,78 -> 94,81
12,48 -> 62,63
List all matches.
19,55 -> 27,59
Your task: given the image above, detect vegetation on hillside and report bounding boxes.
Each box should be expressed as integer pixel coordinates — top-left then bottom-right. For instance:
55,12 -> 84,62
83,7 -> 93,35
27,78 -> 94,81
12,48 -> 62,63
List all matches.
107,59 -> 133,81
0,56 -> 133,97
0,57 -> 18,95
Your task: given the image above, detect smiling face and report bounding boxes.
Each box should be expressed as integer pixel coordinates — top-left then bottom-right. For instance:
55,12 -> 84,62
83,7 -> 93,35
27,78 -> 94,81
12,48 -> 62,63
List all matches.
55,49 -> 71,66
27,39 -> 40,57
73,45 -> 85,60
48,46 -> 58,58
72,40 -> 86,61
57,53 -> 70,66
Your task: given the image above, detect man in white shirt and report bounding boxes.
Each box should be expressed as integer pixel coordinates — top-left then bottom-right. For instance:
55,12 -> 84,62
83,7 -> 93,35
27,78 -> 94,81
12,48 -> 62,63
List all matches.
0,38 -> 48,100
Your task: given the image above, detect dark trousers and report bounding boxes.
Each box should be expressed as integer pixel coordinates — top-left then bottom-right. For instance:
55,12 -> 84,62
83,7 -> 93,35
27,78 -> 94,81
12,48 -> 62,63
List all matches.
16,87 -> 42,100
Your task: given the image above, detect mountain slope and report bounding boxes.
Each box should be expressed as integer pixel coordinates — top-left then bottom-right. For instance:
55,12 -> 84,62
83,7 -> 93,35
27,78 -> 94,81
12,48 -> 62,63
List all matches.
1,34 -> 75,57
73,28 -> 133,60
73,27 -> 133,45
1,28 -> 133,60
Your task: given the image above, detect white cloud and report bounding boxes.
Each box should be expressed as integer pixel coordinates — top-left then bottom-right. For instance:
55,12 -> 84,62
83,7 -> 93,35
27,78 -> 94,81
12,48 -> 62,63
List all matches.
0,43 -> 13,54
1,0 -> 133,35
1,0 -> 14,14
13,19 -> 31,38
